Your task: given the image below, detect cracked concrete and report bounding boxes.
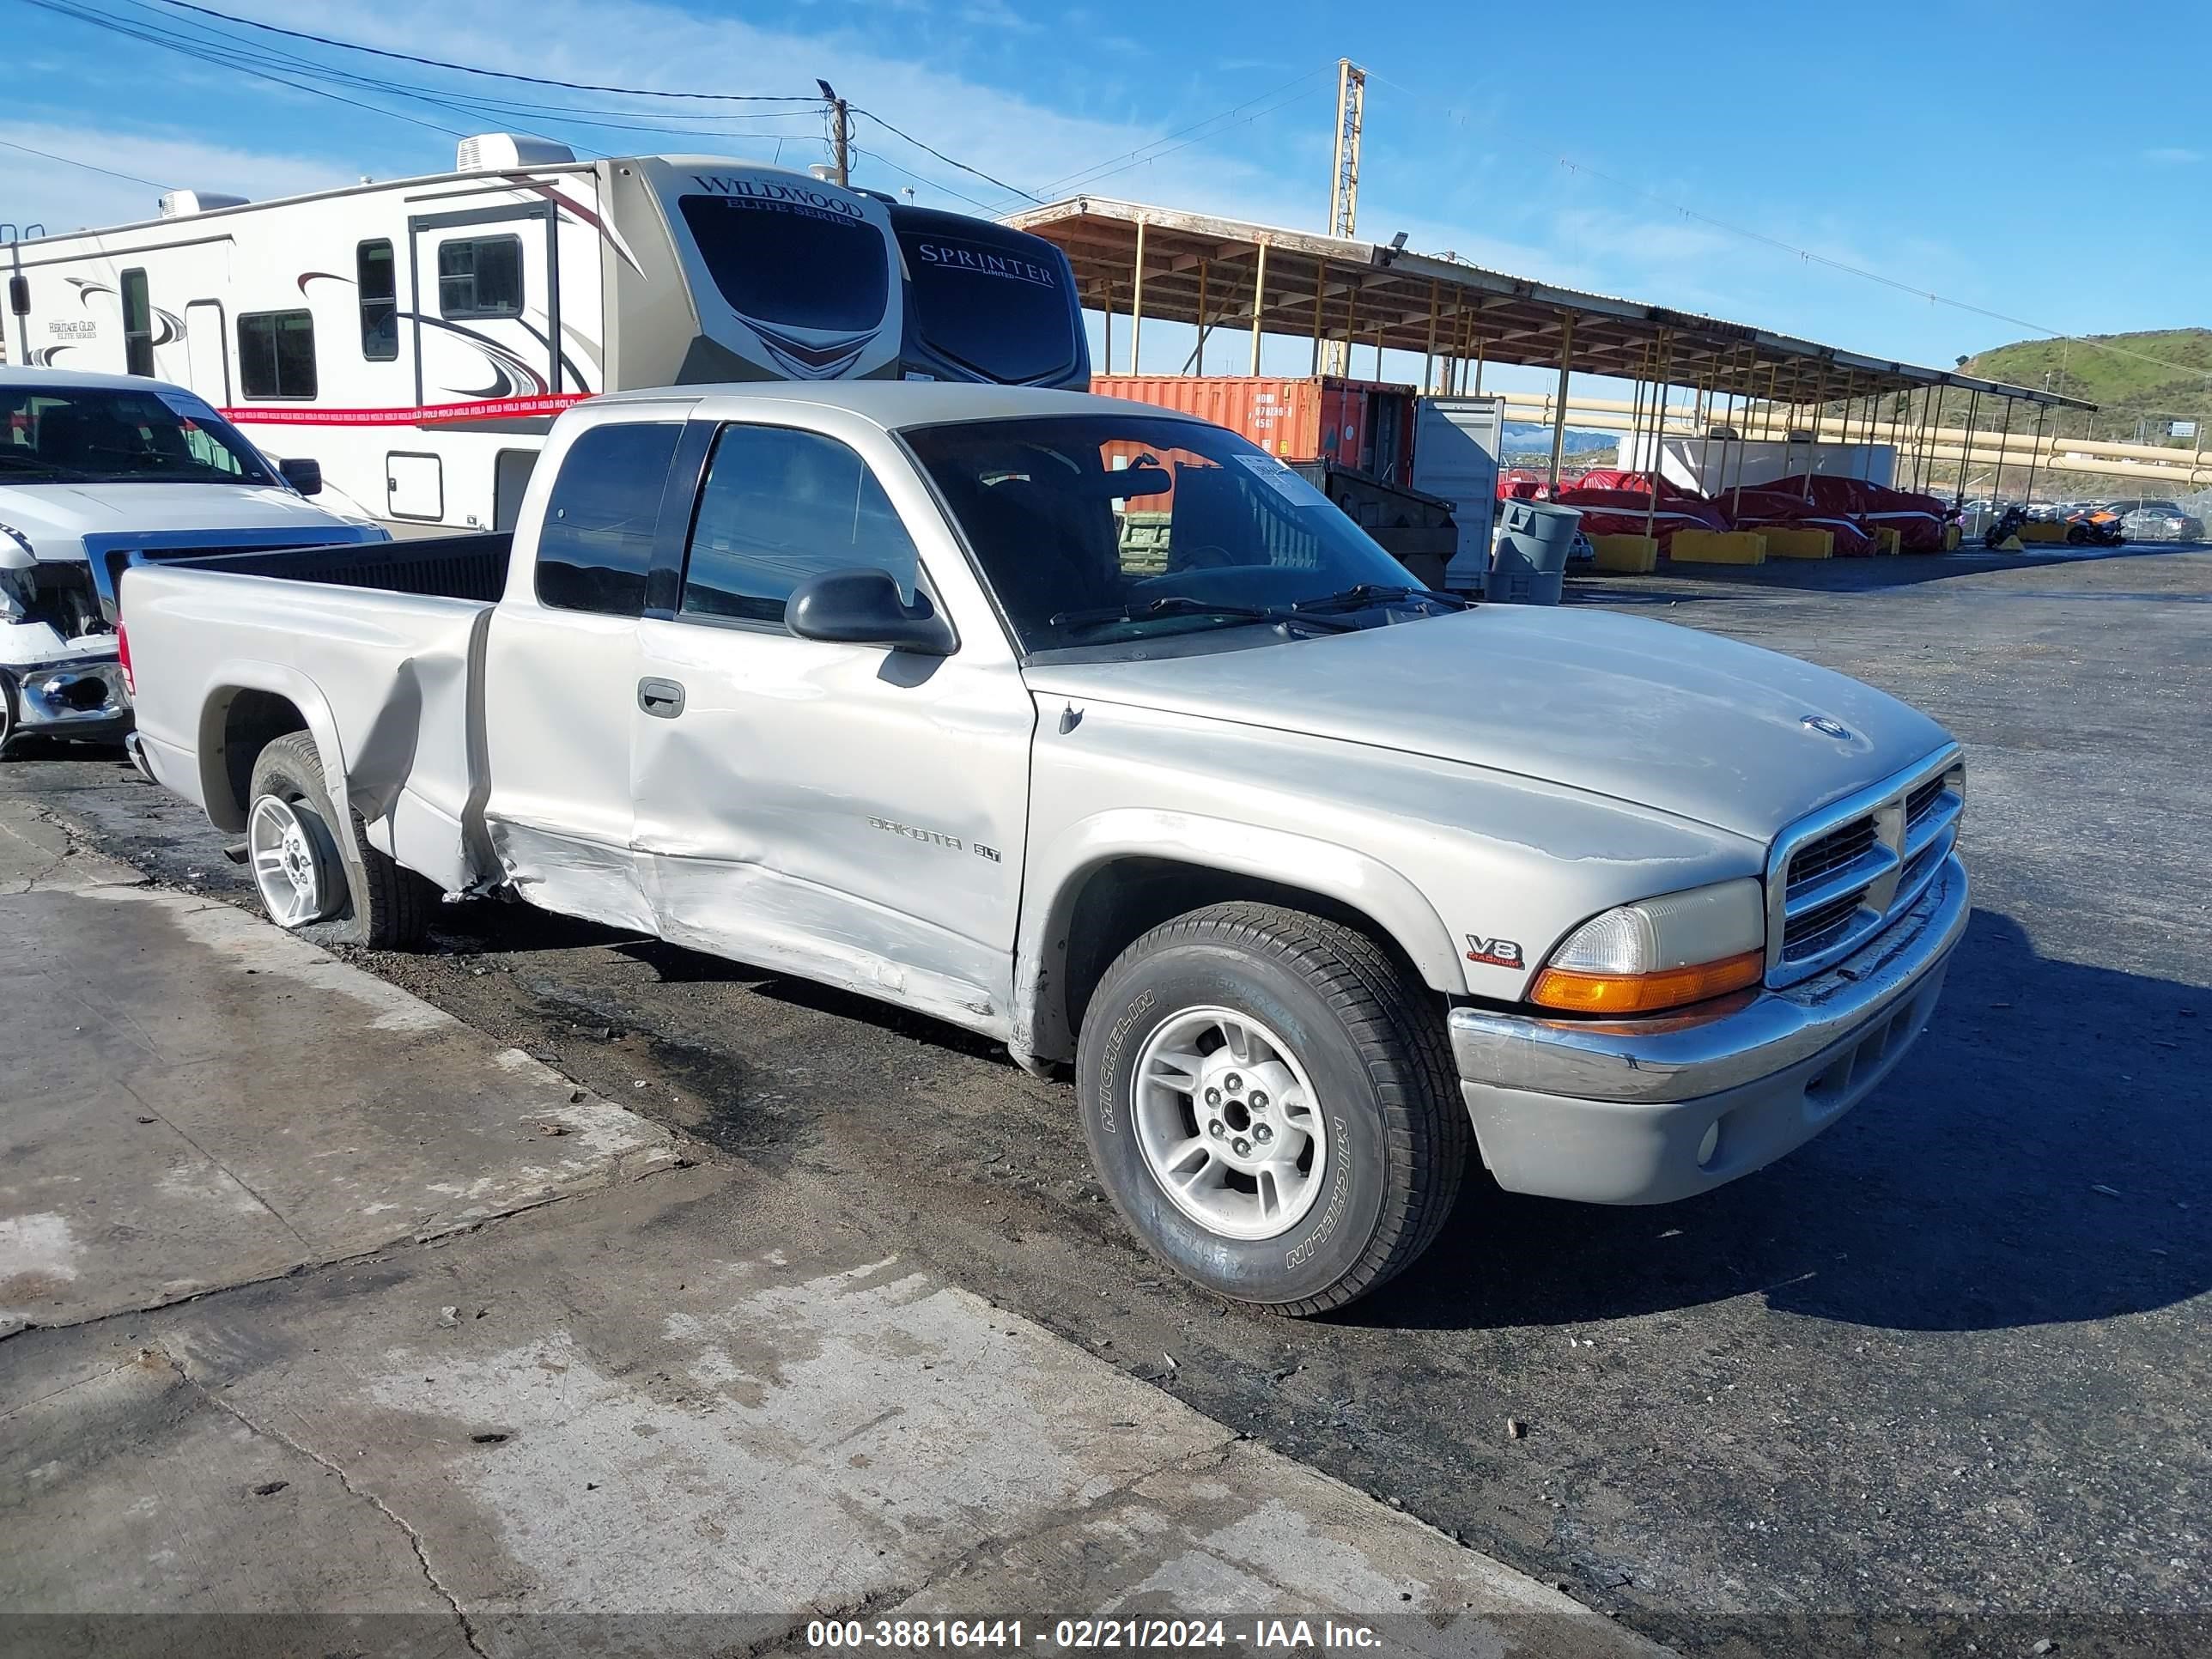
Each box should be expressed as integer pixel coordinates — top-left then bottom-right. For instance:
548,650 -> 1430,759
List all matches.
0,802 -> 1654,1656
0,797 -> 681,1334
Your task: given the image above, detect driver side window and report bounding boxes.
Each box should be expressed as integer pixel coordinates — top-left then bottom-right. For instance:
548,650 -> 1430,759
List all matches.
681,424 -> 920,626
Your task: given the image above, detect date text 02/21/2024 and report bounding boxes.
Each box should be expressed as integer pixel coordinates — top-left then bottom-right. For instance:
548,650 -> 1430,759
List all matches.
805,1618 -> 1386,1649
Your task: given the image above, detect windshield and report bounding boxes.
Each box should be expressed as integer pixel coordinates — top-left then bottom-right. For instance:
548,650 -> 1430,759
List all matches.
678,192 -> 891,334
903,413 -> 1431,653
893,208 -> 1082,385
0,385 -> 276,487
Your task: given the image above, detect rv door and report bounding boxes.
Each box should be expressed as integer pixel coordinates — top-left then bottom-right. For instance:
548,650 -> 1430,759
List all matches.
182,301 -> 230,404
409,203 -> 563,404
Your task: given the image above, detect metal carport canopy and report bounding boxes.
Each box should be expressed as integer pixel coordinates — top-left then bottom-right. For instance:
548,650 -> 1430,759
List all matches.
1005,194 -> 2095,410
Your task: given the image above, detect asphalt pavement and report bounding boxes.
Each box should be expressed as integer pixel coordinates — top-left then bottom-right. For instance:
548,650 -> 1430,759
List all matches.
3,542 -> 2206,1656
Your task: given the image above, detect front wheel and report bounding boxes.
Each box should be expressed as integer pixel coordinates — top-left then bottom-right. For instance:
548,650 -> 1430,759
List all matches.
1076,902 -> 1467,1315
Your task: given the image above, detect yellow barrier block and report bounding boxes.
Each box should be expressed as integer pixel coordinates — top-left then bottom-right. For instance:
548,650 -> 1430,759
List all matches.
1943,525 -> 1962,551
1589,533 -> 1659,573
2019,520 -> 2068,544
1669,530 -> 1766,566
1761,527 -> 1833,560
1996,535 -> 2025,551
1874,527 -> 1902,556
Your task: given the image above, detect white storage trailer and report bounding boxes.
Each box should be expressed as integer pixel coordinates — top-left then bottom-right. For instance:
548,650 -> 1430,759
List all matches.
5,137 -> 1085,534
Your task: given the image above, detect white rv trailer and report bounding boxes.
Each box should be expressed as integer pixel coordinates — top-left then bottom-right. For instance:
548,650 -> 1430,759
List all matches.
3,138 -> 917,532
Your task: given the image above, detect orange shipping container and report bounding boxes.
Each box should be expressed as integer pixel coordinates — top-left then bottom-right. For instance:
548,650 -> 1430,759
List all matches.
1087,374 -> 1418,489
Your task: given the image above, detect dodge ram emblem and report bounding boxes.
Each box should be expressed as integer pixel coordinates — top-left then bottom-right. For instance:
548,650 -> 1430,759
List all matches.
1799,714 -> 1854,741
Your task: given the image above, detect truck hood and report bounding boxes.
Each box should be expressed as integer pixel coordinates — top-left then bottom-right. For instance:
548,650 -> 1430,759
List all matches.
1019,606 -> 1953,843
0,483 -> 363,562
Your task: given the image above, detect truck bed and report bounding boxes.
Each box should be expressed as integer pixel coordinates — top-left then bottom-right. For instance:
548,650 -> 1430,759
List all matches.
109,532 -> 512,608
121,538 -> 508,897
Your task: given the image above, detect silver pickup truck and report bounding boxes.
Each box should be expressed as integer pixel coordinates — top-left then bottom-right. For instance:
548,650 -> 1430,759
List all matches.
115,383 -> 1968,1313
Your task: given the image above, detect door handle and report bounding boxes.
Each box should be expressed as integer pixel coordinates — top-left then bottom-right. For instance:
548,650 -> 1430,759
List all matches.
637,678 -> 686,718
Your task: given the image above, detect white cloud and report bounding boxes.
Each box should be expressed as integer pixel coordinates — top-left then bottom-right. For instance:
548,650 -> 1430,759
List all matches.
0,121 -> 352,236
2142,147 -> 2202,166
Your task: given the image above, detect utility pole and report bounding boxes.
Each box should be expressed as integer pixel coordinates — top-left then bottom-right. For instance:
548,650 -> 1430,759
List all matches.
1322,58 -> 1365,374
817,79 -> 850,188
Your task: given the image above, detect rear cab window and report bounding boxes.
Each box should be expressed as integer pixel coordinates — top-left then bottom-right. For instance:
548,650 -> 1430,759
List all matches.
534,422 -> 683,615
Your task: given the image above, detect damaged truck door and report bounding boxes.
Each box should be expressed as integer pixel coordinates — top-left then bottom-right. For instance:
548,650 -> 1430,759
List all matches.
623,416 -> 1034,1028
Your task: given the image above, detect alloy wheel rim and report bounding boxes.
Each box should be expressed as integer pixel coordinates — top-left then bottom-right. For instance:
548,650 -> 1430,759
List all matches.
1130,1006 -> 1329,1241
247,794 -> 332,928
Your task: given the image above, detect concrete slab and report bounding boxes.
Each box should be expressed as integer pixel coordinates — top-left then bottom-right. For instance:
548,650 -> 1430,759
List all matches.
896,1441 -> 1654,1656
2,1167 -> 1658,1656
0,804 -> 680,1335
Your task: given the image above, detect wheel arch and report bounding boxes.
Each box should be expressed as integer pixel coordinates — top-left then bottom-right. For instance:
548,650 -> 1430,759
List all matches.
196,665 -> 349,835
1012,811 -> 1466,1066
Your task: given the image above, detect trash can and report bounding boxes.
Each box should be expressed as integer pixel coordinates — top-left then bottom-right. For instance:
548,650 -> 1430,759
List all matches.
1488,500 -> 1583,605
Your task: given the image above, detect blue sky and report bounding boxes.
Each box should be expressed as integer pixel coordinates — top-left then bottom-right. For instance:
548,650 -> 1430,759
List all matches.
7,0 -> 2206,393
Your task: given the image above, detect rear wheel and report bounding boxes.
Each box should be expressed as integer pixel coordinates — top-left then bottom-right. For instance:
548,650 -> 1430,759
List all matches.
246,732 -> 434,949
1076,902 -> 1466,1315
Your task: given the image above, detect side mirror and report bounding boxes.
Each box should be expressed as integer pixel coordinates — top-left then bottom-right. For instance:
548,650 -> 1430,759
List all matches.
276,456 -> 322,496
787,567 -> 955,655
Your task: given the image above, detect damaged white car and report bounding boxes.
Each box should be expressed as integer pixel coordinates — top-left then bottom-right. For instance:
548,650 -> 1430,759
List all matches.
0,367 -> 385,754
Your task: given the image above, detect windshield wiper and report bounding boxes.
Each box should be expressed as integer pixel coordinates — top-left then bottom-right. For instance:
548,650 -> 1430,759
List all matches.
0,453 -> 82,482
1049,595 -> 1356,634
1292,583 -> 1474,615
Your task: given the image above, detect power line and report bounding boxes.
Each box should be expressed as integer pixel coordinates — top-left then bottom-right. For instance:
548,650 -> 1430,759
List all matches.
848,146 -> 994,213
144,0 -> 818,101
0,132 -> 173,190
1040,74 -> 1333,201
27,0 -> 477,138
1030,62 -> 1333,200
849,108 -> 1039,204
1367,64 -> 2212,387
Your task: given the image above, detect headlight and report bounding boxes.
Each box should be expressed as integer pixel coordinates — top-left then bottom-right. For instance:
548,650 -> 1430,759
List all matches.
1530,877 -> 1765,1014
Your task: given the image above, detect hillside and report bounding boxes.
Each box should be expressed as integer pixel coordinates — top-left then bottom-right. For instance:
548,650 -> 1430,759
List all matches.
1963,328 -> 2212,441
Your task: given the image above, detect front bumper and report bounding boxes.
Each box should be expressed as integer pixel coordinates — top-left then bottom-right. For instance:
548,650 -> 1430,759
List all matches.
1,653 -> 133,745
1449,854 -> 1968,1205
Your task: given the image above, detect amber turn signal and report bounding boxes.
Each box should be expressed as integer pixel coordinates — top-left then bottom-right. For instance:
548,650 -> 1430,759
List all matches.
1529,948 -> 1765,1015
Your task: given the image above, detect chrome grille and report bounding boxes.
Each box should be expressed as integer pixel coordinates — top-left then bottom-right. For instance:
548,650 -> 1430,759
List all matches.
1766,747 -> 1963,987
1787,817 -> 1878,893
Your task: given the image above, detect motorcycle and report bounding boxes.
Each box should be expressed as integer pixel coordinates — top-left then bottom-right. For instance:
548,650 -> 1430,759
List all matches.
1983,504 -> 2028,548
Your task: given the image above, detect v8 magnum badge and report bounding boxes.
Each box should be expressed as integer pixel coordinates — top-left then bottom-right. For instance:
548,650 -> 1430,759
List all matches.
1464,934 -> 1524,969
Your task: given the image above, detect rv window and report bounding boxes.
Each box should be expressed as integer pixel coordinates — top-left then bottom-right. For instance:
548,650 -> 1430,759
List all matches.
358,240 -> 398,361
535,421 -> 682,617
680,424 -> 919,625
898,222 -> 1078,385
236,310 -> 319,400
438,235 -> 524,319
677,194 -> 889,334
121,269 -> 154,379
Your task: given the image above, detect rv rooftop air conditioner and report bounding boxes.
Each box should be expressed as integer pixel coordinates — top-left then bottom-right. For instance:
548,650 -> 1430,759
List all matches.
456,134 -> 577,172
158,190 -> 250,218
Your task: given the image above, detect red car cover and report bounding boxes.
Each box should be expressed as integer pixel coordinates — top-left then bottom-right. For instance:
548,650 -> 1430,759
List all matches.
1551,471 -> 1729,550
1550,483 -> 1729,550
1721,474 -> 1952,553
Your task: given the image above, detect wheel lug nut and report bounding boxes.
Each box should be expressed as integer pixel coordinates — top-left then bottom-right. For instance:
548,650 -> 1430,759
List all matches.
1232,1138 -> 1251,1157
1254,1123 -> 1273,1144
1249,1090 -> 1268,1109
1224,1073 -> 1243,1091
1203,1087 -> 1222,1107
1207,1119 -> 1225,1139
